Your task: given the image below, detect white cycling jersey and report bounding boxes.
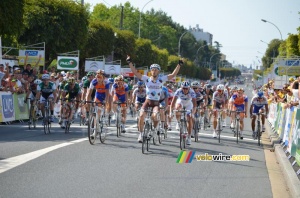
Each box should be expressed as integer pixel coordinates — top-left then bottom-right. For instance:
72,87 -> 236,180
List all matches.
141,75 -> 168,101
133,88 -> 146,99
251,95 -> 268,107
174,88 -> 196,105
212,91 -> 228,103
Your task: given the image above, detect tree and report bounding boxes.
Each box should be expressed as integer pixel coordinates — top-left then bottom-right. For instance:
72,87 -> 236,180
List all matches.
0,0 -> 25,37
261,39 -> 281,69
286,34 -> 299,57
19,0 -> 89,66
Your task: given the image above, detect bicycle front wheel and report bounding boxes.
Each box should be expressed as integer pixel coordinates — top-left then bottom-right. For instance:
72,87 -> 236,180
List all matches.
99,118 -> 107,143
218,117 -> 221,143
236,120 -> 239,144
88,115 -> 96,145
116,114 -> 121,137
142,122 -> 150,154
194,119 -> 199,142
257,122 -> 261,146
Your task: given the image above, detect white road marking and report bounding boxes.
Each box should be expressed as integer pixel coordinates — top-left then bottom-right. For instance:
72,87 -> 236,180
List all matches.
0,138 -> 86,174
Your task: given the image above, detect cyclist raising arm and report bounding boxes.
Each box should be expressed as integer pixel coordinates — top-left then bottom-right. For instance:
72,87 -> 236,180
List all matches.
127,55 -> 182,143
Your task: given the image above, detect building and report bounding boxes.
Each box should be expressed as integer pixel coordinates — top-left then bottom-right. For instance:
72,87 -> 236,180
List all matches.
188,24 -> 213,45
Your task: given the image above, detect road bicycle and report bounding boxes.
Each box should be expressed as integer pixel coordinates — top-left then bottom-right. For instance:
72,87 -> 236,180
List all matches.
215,109 -> 225,143
253,111 -> 265,146
230,109 -> 245,143
87,101 -> 108,145
174,107 -> 190,150
42,98 -> 53,134
142,107 -> 155,153
114,101 -> 126,137
27,98 -> 37,129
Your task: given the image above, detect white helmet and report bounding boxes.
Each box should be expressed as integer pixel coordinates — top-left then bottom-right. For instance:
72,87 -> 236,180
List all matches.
150,64 -> 161,71
181,81 -> 190,88
191,81 -> 200,87
34,79 -> 42,85
41,74 -> 50,80
217,84 -> 225,91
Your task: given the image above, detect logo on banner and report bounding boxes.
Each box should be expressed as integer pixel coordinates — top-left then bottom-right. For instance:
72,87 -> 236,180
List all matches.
89,62 -> 100,70
58,58 -> 78,68
25,51 -> 38,56
2,95 -> 14,118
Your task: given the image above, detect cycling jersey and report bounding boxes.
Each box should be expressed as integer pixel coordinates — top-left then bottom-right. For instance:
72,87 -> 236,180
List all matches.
64,82 -> 81,100
112,83 -> 129,103
29,81 -> 38,95
90,79 -> 109,103
230,94 -> 248,111
212,91 -> 228,104
174,88 -> 196,104
251,95 -> 268,113
141,75 -> 168,101
168,89 -> 174,105
37,82 -> 56,98
133,88 -> 146,103
159,86 -> 169,102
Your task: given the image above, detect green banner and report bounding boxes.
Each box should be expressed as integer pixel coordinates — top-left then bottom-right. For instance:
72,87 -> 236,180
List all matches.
13,93 -> 29,120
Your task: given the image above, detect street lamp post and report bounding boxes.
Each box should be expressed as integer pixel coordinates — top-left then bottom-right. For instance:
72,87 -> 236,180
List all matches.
260,40 -> 268,45
178,31 -> 188,57
261,19 -> 283,40
209,53 -> 220,70
195,44 -> 208,66
138,0 -> 154,38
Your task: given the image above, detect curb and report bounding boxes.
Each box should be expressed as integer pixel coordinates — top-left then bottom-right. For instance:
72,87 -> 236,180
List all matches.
265,122 -> 300,198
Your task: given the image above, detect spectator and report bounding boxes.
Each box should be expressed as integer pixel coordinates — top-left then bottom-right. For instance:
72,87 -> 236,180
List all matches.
14,69 -> 25,94
23,53 -> 42,76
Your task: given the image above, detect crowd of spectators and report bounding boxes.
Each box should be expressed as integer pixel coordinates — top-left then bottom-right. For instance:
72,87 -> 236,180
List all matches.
258,77 -> 300,109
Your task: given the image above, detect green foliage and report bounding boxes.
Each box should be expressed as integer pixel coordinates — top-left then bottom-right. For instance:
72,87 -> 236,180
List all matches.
261,39 -> 281,70
286,34 -> 299,57
19,0 -> 89,65
0,0 -> 25,36
219,68 -> 241,78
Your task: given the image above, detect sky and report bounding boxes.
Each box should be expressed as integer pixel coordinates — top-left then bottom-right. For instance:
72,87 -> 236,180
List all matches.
84,0 -> 299,68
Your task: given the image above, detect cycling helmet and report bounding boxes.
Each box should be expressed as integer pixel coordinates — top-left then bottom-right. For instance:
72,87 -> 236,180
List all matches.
82,76 -> 87,82
150,64 -> 161,71
217,84 -> 225,91
41,74 -> 50,80
34,79 -> 42,85
117,75 -> 124,81
257,91 -> 264,97
191,81 -> 200,87
205,84 -> 212,89
137,81 -> 145,87
108,78 -> 114,84
124,79 -> 128,83
87,72 -> 94,77
181,81 -> 190,88
232,86 -> 238,90
96,69 -> 105,75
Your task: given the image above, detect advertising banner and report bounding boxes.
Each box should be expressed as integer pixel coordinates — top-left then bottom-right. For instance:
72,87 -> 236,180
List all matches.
13,93 -> 29,120
84,60 -> 104,71
278,66 -> 300,76
278,105 -> 286,139
287,107 -> 296,153
0,92 -> 15,122
104,64 -> 121,75
18,50 -> 45,66
282,107 -> 292,146
121,68 -> 134,77
290,109 -> 300,158
57,56 -> 79,70
175,76 -> 181,83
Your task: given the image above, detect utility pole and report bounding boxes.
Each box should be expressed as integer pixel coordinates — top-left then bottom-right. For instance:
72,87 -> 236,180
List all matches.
120,6 -> 124,30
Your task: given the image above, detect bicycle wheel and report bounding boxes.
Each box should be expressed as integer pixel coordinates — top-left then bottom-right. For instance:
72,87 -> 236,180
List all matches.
28,107 -> 33,130
153,129 -> 158,145
194,119 -> 199,142
179,122 -> 184,150
142,122 -> 150,154
116,113 -> 121,137
65,121 -> 69,133
236,120 -> 239,143
79,113 -> 83,126
204,117 -> 208,130
43,118 -> 47,134
88,115 -> 96,145
99,117 -> 107,143
257,122 -> 261,146
218,117 -> 221,143
32,107 -> 37,129
108,114 -> 111,127
158,127 -> 162,144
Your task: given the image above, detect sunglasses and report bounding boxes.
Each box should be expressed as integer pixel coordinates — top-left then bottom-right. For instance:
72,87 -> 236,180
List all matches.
192,87 -> 198,89
182,88 -> 189,90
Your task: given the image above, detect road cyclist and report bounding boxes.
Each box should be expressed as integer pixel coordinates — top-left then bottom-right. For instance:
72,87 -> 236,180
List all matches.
170,81 -> 197,145
127,55 -> 182,143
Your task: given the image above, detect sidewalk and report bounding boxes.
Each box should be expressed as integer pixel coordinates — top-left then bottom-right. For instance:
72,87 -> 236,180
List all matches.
265,122 -> 300,198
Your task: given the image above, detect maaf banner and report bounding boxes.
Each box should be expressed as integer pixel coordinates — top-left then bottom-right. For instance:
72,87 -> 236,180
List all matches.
18,50 -> 45,66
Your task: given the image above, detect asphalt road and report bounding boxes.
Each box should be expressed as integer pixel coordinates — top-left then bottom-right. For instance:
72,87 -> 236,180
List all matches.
0,86 -> 276,198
